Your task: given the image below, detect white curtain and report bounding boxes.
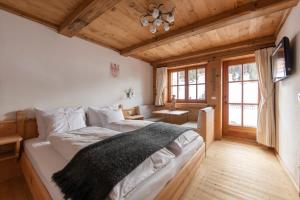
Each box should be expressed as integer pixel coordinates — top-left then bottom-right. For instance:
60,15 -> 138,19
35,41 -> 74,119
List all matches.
255,48 -> 276,147
155,67 -> 168,106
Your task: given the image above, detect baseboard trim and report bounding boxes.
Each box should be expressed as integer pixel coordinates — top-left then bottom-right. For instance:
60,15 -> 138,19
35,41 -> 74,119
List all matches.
275,153 -> 299,196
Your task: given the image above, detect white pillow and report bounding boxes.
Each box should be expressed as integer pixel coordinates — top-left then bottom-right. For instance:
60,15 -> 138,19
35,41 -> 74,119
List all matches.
87,105 -> 119,126
35,108 -> 62,139
101,109 -> 125,125
87,106 -> 124,127
35,107 -> 86,139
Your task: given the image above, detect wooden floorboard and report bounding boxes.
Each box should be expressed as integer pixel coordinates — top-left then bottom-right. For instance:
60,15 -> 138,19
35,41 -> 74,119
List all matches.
181,139 -> 299,200
0,139 -> 298,200
0,176 -> 32,200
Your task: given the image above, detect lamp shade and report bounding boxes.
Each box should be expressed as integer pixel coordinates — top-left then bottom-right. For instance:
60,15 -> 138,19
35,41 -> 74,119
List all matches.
140,17 -> 149,26
149,25 -> 157,33
152,8 -> 160,19
163,22 -> 170,31
166,13 -> 175,23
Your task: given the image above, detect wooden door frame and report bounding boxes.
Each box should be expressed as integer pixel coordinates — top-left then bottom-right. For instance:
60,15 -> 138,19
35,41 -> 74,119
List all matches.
222,57 -> 258,140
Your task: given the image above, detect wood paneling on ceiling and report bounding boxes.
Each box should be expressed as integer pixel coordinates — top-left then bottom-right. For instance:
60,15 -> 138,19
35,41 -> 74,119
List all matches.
0,0 -> 83,28
79,0 -> 254,50
0,0 -> 299,63
120,0 -> 298,56
134,11 -> 286,62
154,36 -> 276,67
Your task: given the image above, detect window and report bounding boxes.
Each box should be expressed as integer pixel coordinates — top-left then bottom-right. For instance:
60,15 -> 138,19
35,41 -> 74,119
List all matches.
225,61 -> 259,128
168,65 -> 206,102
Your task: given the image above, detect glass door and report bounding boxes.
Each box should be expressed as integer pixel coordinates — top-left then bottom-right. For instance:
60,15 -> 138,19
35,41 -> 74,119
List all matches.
223,58 -> 259,139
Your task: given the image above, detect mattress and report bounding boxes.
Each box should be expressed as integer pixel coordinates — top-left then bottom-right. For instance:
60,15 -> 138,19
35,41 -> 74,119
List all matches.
24,136 -> 203,200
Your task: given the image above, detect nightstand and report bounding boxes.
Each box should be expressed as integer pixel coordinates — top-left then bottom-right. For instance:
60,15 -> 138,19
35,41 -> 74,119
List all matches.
0,135 -> 23,162
125,115 -> 144,120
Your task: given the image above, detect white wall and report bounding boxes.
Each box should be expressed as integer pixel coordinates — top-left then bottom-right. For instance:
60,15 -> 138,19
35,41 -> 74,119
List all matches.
276,3 -> 300,189
0,10 -> 153,120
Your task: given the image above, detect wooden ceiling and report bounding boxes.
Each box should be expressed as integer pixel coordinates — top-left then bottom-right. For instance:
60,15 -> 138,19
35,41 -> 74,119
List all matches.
0,0 -> 299,65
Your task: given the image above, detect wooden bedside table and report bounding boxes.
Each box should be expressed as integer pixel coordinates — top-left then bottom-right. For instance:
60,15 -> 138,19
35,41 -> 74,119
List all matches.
0,135 -> 23,162
125,115 -> 144,120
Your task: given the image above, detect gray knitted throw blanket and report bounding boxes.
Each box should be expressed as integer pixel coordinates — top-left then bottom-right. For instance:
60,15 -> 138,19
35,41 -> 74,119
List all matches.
52,122 -> 192,200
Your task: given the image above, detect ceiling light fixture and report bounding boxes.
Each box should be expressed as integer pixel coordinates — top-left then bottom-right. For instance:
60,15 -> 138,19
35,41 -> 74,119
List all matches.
140,4 -> 175,34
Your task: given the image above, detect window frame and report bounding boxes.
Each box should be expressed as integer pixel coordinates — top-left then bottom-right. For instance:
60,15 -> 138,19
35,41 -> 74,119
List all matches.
223,57 -> 260,139
168,65 -> 207,103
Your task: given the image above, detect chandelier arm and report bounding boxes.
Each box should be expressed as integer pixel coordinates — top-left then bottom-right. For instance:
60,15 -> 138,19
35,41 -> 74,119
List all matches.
160,11 -> 173,15
157,4 -> 164,9
141,14 -> 152,18
160,18 -> 169,23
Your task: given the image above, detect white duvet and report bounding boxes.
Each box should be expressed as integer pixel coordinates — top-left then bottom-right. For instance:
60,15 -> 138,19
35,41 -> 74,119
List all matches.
48,125 -> 200,200
105,119 -> 153,132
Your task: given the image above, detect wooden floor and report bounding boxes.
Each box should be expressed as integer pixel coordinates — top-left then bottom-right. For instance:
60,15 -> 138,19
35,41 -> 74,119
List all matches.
181,139 -> 299,200
0,139 -> 298,200
0,176 -> 32,200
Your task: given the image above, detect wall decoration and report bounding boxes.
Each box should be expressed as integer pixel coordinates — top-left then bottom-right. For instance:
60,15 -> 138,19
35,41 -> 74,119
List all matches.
111,63 -> 120,77
125,87 -> 134,99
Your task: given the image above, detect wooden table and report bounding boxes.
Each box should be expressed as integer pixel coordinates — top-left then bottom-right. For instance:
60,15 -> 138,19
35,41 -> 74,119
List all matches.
0,135 -> 23,162
152,109 -> 189,123
125,115 -> 144,120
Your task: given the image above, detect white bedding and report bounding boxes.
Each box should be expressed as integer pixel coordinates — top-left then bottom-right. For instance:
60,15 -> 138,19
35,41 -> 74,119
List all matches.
48,126 -> 200,200
48,126 -> 177,200
25,137 -> 203,200
48,127 -> 120,160
105,120 -> 153,132
25,120 -> 203,199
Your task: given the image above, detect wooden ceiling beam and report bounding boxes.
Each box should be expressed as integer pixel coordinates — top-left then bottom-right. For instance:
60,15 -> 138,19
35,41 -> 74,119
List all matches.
121,0 -> 299,56
59,0 -> 122,37
153,36 -> 275,67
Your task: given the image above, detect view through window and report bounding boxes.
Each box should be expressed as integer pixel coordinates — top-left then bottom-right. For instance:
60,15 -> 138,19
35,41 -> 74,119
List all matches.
169,66 -> 206,102
227,62 -> 259,128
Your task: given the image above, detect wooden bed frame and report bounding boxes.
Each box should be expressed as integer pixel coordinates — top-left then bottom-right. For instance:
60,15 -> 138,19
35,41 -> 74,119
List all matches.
13,111 -> 206,200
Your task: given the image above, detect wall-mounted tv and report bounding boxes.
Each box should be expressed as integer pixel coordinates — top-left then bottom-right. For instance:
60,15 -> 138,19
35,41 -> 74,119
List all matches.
271,36 -> 292,82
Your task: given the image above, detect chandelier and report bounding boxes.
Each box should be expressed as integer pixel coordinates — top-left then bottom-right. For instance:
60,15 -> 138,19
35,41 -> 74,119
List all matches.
140,4 -> 175,34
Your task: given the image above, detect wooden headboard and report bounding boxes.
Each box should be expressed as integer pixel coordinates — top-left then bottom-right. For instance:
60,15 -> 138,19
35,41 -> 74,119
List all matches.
122,106 -> 139,117
0,111 -> 38,139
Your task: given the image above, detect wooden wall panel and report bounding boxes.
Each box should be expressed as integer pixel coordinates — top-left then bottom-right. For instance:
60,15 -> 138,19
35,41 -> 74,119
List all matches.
0,120 -> 16,137
0,117 -> 38,140
206,59 -> 223,140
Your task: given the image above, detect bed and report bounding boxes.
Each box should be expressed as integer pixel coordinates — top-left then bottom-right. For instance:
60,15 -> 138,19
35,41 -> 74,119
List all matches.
16,111 -> 206,200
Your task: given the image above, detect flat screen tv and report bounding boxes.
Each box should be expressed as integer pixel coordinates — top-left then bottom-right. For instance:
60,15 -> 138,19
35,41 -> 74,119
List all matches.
271,36 -> 292,82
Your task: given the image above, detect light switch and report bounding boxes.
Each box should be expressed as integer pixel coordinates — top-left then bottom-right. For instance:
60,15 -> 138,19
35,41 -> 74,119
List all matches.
298,93 -> 300,103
